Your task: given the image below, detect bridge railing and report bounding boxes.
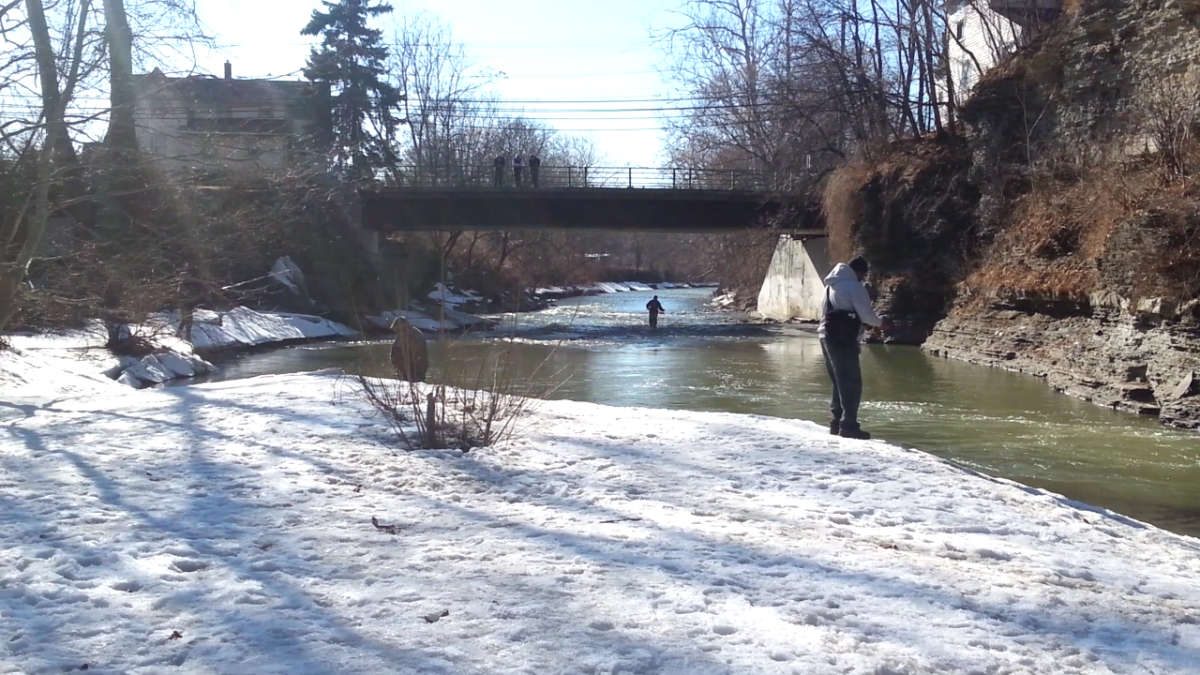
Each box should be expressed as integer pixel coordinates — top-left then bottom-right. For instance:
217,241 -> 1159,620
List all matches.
382,165 -> 771,191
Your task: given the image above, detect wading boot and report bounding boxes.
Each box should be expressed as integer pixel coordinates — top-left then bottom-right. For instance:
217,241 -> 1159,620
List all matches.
839,426 -> 871,440
829,419 -> 840,436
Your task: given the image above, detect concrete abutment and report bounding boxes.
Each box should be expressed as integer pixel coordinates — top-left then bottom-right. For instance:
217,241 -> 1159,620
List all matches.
756,235 -> 830,321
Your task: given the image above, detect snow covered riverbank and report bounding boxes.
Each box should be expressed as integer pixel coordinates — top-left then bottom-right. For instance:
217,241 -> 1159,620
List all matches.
2,307 -> 360,390
2,354 -> 1199,674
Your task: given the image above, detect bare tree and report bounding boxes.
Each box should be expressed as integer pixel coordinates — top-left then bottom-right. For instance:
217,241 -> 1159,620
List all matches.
0,0 -> 94,332
388,10 -> 490,184
0,0 -> 234,336
662,0 -> 970,171
101,0 -> 135,152
660,0 -> 787,175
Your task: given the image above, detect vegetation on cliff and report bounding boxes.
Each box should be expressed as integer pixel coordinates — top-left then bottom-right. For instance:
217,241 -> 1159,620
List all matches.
827,0 -> 1200,321
821,0 -> 1200,428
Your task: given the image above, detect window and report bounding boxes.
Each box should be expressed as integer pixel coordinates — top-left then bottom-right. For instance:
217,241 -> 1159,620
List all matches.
955,21 -> 965,41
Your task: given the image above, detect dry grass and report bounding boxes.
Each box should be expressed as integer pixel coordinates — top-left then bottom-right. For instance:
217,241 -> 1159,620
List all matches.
821,138 -> 970,267
961,157 -> 1198,303
821,162 -> 876,263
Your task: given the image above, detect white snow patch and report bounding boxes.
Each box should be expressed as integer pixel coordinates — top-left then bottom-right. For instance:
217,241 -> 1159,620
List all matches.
427,283 -> 482,309
711,292 -> 738,308
5,306 -> 353,390
595,282 -> 631,293
187,307 -> 356,351
269,256 -> 308,295
3,363 -> 1200,673
368,310 -> 454,333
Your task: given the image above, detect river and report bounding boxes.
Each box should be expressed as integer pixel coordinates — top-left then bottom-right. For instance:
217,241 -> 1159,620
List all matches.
186,287 -> 1200,539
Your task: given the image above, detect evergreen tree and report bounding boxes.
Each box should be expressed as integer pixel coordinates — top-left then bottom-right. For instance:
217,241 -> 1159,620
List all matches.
302,0 -> 404,180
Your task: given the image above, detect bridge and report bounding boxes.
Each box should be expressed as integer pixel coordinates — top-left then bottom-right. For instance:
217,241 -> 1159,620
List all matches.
358,166 -> 823,234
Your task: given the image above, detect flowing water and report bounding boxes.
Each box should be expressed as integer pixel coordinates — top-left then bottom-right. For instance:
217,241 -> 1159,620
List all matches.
187,288 -> 1200,538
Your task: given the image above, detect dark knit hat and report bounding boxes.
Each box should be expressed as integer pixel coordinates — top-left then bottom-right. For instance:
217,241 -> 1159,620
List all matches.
848,255 -> 870,274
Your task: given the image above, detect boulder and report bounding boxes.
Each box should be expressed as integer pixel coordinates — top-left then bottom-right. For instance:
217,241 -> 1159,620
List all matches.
1161,398 -> 1200,430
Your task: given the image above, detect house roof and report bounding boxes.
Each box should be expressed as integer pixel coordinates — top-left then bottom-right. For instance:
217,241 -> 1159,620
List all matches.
133,68 -> 323,109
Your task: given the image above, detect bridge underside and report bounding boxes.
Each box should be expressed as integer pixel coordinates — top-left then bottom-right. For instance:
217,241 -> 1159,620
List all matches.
359,188 -> 823,235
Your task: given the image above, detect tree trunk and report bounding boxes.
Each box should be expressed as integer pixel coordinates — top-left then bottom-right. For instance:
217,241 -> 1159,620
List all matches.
103,0 -> 137,154
495,232 -> 511,274
26,0 -> 81,166
0,0 -> 79,333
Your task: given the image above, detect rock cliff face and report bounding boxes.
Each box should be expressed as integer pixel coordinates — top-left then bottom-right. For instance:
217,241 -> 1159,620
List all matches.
829,0 -> 1200,429
928,0 -> 1200,430
924,300 -> 1200,430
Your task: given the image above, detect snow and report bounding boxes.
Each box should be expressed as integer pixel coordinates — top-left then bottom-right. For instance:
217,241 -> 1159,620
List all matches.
268,257 -> 305,295
186,307 -> 357,352
367,307 -> 490,333
712,292 -> 739,309
3,352 -> 1200,674
0,344 -> 122,403
427,283 -> 482,309
7,307 -> 358,357
367,310 -> 457,333
595,282 -> 631,293
3,307 -> 356,390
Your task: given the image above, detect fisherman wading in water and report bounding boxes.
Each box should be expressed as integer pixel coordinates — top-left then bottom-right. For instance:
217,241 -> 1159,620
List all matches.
646,295 -> 665,328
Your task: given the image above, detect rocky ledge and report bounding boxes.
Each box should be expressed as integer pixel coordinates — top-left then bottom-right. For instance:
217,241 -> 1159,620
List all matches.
923,297 -> 1200,431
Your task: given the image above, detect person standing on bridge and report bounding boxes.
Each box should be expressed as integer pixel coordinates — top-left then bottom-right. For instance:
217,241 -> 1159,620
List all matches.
493,154 -> 505,187
819,255 -> 890,440
646,295 -> 665,328
528,154 -> 541,187
513,154 -> 525,187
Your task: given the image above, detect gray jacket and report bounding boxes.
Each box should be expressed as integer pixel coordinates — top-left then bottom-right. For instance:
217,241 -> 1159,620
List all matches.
817,263 -> 882,339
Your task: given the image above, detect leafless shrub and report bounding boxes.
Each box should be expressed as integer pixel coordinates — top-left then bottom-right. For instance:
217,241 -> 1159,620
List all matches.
1138,75 -> 1200,178
354,342 -> 566,451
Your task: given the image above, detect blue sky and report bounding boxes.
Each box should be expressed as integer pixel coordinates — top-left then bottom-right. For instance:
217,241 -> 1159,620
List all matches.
197,0 -> 683,166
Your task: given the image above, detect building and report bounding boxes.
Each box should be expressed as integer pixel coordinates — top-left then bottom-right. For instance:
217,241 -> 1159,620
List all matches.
131,62 -> 329,175
945,0 -> 1062,100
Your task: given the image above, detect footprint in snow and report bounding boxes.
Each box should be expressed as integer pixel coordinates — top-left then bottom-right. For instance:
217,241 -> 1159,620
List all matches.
169,559 -> 208,573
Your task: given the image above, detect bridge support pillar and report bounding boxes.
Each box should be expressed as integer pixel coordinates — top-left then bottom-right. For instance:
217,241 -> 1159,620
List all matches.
756,235 -> 831,321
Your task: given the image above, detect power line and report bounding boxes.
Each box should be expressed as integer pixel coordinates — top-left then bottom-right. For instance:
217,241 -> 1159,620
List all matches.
212,37 -> 660,50
491,70 -> 661,79
1,93 -> 794,110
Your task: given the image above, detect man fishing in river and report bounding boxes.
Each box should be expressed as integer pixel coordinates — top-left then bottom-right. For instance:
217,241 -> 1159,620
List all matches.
819,255 -> 890,440
646,295 -> 665,328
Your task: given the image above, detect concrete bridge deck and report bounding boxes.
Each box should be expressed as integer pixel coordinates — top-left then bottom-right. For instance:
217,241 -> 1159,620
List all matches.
357,166 -> 824,234
359,187 -> 818,233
